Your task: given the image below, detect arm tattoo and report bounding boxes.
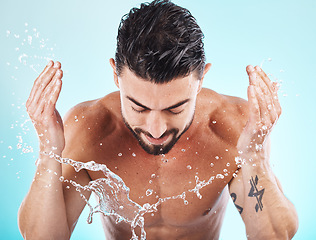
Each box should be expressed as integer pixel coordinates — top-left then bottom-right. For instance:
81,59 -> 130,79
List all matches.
248,175 -> 265,212
230,193 -> 243,214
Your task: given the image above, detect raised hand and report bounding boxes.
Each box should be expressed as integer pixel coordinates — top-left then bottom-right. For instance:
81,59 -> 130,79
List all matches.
26,61 -> 65,155
238,65 -> 282,158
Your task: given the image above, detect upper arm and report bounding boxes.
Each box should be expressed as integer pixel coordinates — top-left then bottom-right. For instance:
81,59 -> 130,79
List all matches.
61,103 -> 93,233
61,162 -> 92,233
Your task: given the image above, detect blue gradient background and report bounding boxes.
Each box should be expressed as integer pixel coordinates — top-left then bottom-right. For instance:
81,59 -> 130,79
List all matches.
1,0 -> 315,239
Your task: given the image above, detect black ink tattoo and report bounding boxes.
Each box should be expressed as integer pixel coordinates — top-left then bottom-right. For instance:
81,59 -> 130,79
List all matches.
230,193 -> 243,214
248,175 -> 265,212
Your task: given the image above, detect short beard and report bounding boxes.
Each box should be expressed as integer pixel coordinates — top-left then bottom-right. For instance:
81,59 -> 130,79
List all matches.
122,113 -> 194,156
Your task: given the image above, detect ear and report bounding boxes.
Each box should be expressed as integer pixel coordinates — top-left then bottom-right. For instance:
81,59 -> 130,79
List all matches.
110,58 -> 119,88
197,63 -> 212,93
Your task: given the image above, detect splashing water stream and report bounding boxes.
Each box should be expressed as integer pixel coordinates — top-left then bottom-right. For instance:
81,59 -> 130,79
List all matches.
42,151 -> 240,240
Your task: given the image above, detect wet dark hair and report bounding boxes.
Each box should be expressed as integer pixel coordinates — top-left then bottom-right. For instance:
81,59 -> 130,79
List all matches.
115,0 -> 206,84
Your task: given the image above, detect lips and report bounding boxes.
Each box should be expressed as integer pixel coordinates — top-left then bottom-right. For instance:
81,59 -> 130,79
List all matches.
144,133 -> 170,145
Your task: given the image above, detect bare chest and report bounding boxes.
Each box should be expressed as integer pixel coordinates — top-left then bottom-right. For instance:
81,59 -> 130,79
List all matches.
87,134 -> 238,228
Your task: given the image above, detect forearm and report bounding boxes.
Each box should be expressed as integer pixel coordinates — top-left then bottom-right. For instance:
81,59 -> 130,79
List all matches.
239,153 -> 298,239
18,153 -> 70,240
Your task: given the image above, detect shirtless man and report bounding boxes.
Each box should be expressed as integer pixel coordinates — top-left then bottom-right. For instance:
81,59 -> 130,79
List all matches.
18,0 -> 298,239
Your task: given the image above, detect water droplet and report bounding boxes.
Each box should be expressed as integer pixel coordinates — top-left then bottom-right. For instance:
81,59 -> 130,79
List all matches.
226,163 -> 230,167
255,144 -> 263,151
215,156 -> 219,160
118,153 -> 122,157
28,35 -> 32,45
187,165 -> 192,170
132,152 -> 136,157
184,200 -> 189,205
212,120 -> 216,124
151,174 -> 156,178
210,163 -> 214,167
181,149 -> 186,152
216,174 -> 224,179
146,189 -> 153,196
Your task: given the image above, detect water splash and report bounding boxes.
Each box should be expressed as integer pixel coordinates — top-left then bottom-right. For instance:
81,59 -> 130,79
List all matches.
42,151 -> 239,239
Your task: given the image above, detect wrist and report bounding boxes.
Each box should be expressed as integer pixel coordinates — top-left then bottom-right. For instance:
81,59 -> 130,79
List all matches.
236,150 -> 270,168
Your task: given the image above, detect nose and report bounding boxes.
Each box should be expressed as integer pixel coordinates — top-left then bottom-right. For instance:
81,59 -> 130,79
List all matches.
146,111 -> 167,139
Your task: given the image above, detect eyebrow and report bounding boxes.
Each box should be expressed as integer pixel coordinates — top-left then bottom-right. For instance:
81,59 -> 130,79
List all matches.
126,96 -> 190,111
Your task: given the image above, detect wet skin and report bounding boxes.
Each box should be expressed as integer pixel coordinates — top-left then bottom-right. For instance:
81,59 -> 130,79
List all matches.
19,60 -> 298,240
61,72 -> 249,239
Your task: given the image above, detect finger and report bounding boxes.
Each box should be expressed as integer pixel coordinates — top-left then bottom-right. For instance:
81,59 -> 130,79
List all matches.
28,62 -> 61,111
247,85 -> 260,125
254,85 -> 269,126
45,71 -> 63,116
255,66 -> 274,95
271,82 -> 282,117
33,77 -> 58,119
260,82 -> 278,127
253,67 -> 281,119
246,65 -> 257,86
27,60 -> 53,107
33,69 -> 63,119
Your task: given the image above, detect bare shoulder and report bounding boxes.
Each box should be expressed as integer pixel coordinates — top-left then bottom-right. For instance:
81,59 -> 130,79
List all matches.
62,91 -> 121,160
198,88 -> 249,145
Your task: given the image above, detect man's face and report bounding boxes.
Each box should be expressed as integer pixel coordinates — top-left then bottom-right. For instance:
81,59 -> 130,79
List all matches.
115,66 -> 203,155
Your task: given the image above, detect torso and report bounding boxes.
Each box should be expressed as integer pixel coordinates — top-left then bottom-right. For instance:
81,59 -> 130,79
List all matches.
66,88 -> 248,239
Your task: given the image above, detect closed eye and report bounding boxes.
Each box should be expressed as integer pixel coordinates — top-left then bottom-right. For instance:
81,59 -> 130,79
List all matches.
132,106 -> 147,113
167,108 -> 184,115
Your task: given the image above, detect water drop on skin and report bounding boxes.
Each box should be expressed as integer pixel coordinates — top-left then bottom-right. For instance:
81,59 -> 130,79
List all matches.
187,165 -> 192,170
146,189 -> 153,196
216,174 -> 224,179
